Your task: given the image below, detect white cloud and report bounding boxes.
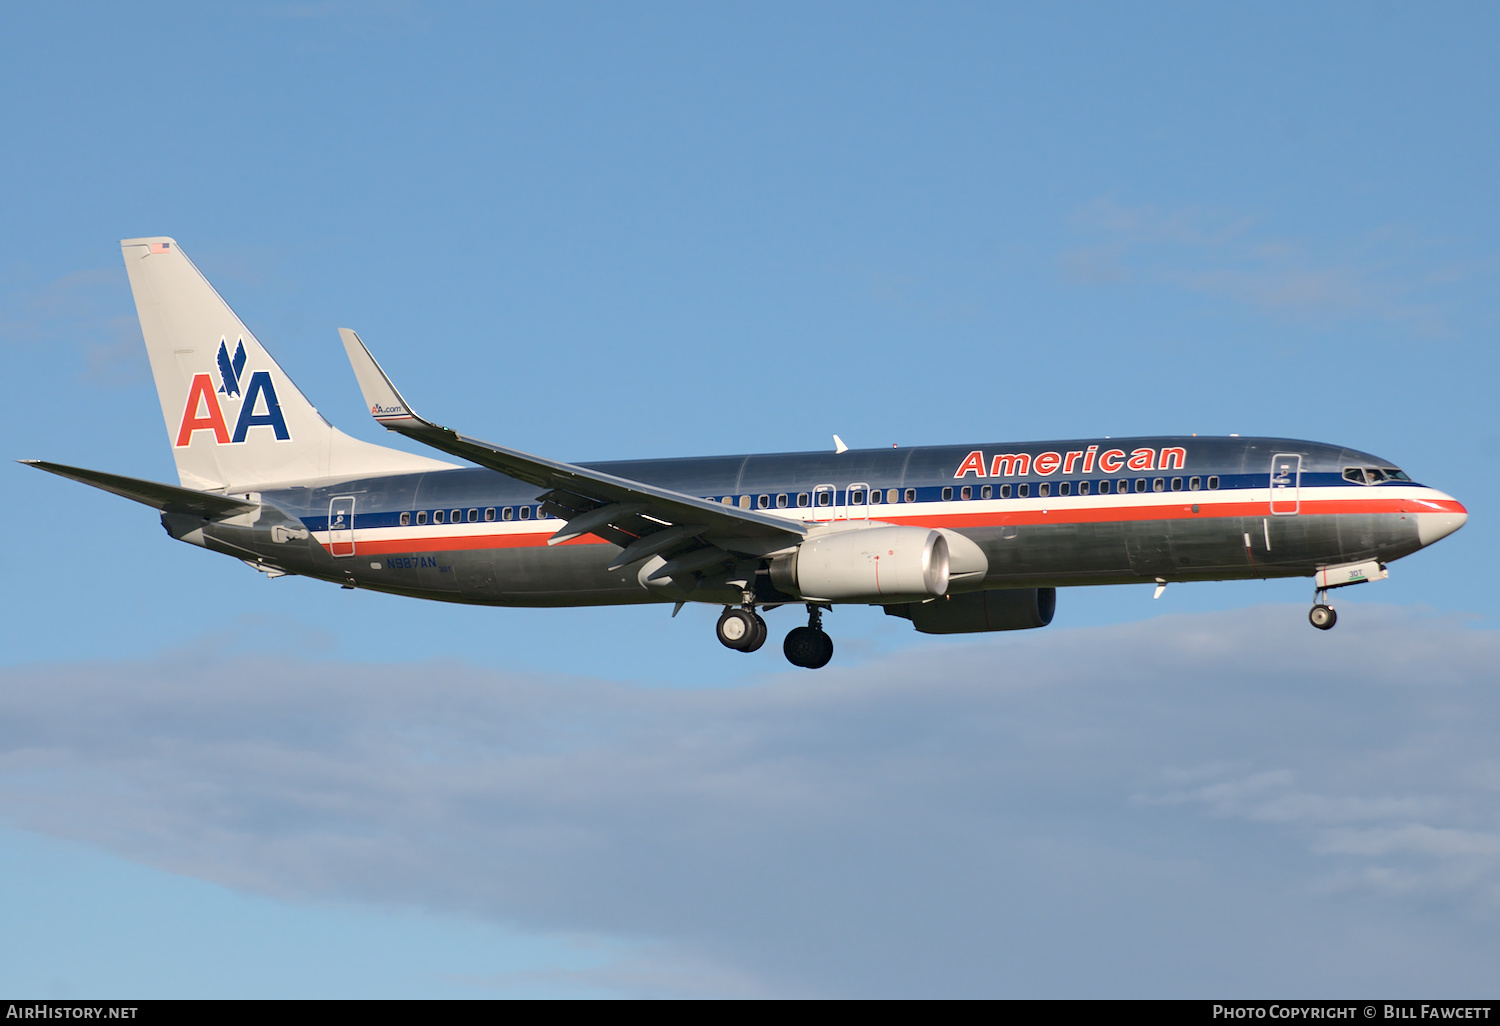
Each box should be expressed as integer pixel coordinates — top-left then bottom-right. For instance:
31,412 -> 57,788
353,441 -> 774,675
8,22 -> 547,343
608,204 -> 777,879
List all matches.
1,604 -> 1498,995
0,267 -> 147,387
1061,197 -> 1469,335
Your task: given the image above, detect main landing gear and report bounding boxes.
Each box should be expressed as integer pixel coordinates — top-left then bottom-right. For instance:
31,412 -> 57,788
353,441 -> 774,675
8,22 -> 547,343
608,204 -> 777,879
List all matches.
783,604 -> 834,669
715,600 -> 833,668
716,606 -> 768,652
1309,588 -> 1337,631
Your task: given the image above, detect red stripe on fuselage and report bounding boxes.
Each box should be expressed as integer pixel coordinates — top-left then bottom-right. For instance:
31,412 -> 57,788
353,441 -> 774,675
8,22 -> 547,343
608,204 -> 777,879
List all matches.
881,494 -> 1456,529
314,494 -> 1455,555
349,532 -> 611,554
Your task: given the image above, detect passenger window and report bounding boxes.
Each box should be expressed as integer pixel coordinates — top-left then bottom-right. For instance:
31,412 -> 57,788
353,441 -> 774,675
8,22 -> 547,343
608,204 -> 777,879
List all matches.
942,487 -> 954,501
1038,483 -> 1050,498
1059,482 -> 1070,496
981,485 -> 992,500
1000,484 -> 1011,498
739,495 -> 751,509
1018,484 -> 1030,498
817,491 -> 832,507
1134,480 -> 1147,493
774,494 -> 786,508
721,496 -> 733,505
1171,478 -> 1183,491
888,489 -> 900,503
798,493 -> 811,507
851,489 -> 865,504
434,510 -> 445,524
1343,468 -> 1366,484
757,494 -> 769,509
1153,479 -> 1164,492
520,506 -> 531,520
1079,481 -> 1090,496
502,507 -> 514,521
1208,476 -> 1220,490
1189,477 -> 1201,490
1117,481 -> 1129,494
400,512 -> 410,527
468,508 -> 479,522
905,488 -> 916,503
959,486 -> 971,501
869,489 -> 882,504
451,509 -> 461,523
416,511 -> 427,525
485,508 -> 496,521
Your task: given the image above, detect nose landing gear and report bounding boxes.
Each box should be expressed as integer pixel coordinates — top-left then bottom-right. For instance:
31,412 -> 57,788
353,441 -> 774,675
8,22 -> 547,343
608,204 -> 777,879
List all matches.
1308,587 -> 1337,630
784,604 -> 834,669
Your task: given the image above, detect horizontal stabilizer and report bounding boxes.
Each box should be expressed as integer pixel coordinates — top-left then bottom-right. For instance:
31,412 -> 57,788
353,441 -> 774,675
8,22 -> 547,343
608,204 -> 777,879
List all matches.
20,460 -> 259,518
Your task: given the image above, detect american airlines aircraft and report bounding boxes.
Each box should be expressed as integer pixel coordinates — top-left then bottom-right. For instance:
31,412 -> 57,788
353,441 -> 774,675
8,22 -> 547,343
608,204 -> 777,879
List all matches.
23,238 -> 1469,668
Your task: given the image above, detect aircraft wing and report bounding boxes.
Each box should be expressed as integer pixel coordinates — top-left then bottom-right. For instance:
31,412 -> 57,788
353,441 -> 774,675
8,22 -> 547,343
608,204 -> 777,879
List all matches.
20,460 -> 259,518
339,330 -> 806,568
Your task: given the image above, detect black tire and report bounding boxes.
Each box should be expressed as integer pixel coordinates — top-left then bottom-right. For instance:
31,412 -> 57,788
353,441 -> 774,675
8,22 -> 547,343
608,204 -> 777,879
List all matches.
783,626 -> 819,666
743,613 -> 768,653
806,629 -> 834,669
784,626 -> 833,668
1309,604 -> 1337,630
717,608 -> 757,650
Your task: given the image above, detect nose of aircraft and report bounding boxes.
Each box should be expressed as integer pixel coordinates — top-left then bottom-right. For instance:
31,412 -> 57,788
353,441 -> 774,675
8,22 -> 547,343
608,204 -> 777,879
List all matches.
1415,492 -> 1468,547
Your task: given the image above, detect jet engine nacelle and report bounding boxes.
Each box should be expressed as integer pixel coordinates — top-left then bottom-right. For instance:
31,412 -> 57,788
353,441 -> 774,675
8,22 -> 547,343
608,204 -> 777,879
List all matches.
885,587 -> 1056,634
770,526 -> 950,602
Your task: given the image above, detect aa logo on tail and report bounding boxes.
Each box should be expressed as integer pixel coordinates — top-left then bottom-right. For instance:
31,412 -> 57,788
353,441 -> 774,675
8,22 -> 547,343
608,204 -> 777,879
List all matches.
175,338 -> 291,447
217,339 -> 247,397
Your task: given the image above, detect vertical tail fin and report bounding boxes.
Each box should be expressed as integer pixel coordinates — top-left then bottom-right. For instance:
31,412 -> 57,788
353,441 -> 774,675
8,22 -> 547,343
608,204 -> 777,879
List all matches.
120,237 -> 453,490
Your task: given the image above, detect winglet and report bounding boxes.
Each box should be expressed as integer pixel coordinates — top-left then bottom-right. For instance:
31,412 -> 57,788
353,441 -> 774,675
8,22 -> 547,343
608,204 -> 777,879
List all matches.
833,434 -> 849,454
338,328 -> 423,427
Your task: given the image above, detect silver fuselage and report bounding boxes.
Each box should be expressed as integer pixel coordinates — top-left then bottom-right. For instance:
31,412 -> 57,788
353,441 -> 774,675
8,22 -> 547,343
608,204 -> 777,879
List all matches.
167,435 -> 1466,608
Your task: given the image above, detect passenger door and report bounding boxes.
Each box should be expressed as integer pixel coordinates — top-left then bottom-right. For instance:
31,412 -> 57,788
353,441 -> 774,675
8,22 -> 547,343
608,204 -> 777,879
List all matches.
329,496 -> 356,556
1270,454 -> 1301,515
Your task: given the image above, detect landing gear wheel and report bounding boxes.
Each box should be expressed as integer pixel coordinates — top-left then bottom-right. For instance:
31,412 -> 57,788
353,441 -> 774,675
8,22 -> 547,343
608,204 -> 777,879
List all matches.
743,613 -> 768,653
809,630 -> 833,668
717,608 -> 758,650
784,626 -> 834,669
1309,604 -> 1337,630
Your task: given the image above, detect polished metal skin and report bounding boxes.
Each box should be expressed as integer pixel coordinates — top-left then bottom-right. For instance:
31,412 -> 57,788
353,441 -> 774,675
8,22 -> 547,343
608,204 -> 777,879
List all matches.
21,237 -> 1469,667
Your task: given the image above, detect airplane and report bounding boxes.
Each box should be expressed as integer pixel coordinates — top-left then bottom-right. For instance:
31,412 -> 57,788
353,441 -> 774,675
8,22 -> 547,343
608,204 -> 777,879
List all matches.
22,237 -> 1469,669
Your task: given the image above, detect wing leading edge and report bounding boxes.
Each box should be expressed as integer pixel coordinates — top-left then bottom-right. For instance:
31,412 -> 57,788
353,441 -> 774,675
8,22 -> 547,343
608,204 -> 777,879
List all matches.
338,330 -> 806,576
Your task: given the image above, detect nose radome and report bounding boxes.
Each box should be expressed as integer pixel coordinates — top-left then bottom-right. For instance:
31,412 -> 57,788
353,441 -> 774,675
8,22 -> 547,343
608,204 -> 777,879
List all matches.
1416,496 -> 1468,547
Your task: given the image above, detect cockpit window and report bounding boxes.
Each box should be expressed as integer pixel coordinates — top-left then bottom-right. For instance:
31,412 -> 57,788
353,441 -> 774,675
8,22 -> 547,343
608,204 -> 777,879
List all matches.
1344,465 -> 1410,485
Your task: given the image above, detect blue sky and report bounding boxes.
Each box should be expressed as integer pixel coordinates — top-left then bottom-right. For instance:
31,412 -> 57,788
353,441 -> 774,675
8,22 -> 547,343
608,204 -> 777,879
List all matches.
2,2 -> 1497,997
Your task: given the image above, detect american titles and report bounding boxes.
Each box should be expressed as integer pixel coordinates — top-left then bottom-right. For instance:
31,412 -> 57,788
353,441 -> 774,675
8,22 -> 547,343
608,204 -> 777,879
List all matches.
954,444 -> 1187,478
